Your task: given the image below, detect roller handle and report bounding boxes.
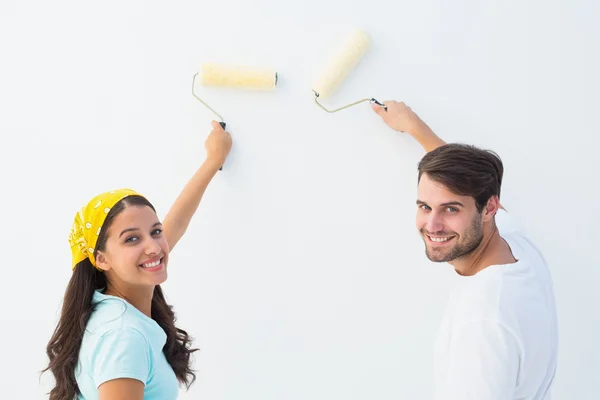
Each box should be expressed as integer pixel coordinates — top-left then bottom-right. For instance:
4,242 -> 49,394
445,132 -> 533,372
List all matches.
371,98 -> 388,111
218,121 -> 226,171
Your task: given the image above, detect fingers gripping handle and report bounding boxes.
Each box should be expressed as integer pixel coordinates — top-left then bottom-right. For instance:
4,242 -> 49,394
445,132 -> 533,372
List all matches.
218,121 -> 226,171
371,98 -> 387,111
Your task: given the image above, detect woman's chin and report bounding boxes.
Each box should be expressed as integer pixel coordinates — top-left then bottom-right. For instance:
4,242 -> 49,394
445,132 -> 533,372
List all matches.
138,264 -> 168,286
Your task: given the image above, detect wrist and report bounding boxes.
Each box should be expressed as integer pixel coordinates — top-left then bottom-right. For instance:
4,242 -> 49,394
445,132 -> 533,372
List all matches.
203,156 -> 224,172
408,119 -> 434,140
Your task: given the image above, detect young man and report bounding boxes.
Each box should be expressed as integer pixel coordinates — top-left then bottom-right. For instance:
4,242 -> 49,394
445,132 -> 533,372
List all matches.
372,101 -> 558,399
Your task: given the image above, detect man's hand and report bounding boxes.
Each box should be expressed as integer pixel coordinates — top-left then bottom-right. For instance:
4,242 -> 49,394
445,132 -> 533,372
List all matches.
371,100 -> 424,134
372,101 -> 446,153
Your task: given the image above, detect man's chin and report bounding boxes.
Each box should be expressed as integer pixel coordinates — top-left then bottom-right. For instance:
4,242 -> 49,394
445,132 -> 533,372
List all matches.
426,254 -> 451,262
425,247 -> 455,263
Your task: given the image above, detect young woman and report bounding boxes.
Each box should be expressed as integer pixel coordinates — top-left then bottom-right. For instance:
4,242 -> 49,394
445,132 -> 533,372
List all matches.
43,121 -> 232,400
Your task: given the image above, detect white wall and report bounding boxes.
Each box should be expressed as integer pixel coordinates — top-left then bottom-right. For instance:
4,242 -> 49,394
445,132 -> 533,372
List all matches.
1,0 -> 598,398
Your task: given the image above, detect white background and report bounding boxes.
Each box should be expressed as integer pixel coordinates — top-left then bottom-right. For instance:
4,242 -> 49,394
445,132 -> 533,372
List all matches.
1,0 -> 598,398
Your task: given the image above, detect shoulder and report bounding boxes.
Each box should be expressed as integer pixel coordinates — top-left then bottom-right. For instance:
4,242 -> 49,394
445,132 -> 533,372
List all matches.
84,296 -> 154,358
494,209 -> 543,262
453,260 -> 546,320
86,326 -> 152,388
95,325 -> 151,352
493,209 -> 551,285
86,291 -> 156,337
78,292 -> 169,388
452,260 -> 555,348
85,293 -> 128,332
451,266 -> 508,321
452,317 -> 520,347
494,208 -> 527,237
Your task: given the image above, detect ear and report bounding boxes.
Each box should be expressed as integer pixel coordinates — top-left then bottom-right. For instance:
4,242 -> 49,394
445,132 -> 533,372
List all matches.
94,251 -> 111,272
482,196 -> 500,222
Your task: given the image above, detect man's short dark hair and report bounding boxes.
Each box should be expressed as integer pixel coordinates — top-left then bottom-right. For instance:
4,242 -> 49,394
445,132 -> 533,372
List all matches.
417,143 -> 504,212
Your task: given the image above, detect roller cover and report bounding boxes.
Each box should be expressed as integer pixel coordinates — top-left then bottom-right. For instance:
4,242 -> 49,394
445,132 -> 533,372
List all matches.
200,63 -> 277,90
312,29 -> 371,99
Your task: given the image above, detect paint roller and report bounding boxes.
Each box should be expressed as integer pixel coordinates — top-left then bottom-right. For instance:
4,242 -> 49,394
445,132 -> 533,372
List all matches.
312,29 -> 386,113
192,63 -> 278,127
191,63 -> 278,169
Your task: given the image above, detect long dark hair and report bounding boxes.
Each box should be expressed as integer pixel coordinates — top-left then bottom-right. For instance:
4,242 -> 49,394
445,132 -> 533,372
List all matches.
43,195 -> 197,399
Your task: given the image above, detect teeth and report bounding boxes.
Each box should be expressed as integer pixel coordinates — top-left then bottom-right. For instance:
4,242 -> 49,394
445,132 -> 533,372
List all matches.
142,259 -> 161,268
430,236 -> 451,243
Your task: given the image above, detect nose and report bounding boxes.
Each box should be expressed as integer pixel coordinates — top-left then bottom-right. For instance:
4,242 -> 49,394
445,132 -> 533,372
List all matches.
145,237 -> 162,256
425,212 -> 444,234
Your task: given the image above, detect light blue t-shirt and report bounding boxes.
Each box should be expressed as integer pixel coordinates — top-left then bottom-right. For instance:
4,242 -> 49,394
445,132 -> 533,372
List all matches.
75,290 -> 179,399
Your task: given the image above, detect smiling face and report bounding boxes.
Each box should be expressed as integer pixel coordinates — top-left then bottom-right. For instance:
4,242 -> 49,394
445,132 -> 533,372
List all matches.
416,173 -> 484,262
95,205 -> 169,289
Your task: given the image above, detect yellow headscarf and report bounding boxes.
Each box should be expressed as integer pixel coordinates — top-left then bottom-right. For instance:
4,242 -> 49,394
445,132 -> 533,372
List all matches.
69,188 -> 142,270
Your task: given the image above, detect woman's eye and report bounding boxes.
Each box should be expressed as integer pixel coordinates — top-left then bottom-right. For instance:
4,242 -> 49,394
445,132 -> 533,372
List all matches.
125,236 -> 138,243
152,228 -> 163,236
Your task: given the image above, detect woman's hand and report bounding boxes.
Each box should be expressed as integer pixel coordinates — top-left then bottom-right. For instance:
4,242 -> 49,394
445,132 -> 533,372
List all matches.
205,120 -> 232,169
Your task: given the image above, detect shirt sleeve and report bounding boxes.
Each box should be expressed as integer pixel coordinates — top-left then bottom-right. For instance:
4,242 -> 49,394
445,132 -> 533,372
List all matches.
434,319 -> 520,400
90,327 -> 151,388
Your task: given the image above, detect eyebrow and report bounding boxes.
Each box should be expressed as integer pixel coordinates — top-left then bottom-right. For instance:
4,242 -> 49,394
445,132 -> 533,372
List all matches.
119,222 -> 162,238
416,200 -> 465,207
440,201 -> 465,207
